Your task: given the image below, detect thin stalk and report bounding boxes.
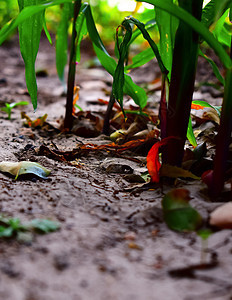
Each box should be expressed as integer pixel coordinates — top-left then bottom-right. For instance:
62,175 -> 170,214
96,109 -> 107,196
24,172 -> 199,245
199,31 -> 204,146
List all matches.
211,35 -> 232,196
163,0 -> 203,166
64,0 -> 82,130
212,48 -> 232,196
102,92 -> 116,135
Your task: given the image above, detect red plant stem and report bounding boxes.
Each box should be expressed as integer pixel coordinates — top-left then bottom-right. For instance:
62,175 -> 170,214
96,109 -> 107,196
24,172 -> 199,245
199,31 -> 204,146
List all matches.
163,0 -> 203,166
159,74 -> 168,140
64,0 -> 82,130
102,91 -> 115,135
212,43 -> 232,196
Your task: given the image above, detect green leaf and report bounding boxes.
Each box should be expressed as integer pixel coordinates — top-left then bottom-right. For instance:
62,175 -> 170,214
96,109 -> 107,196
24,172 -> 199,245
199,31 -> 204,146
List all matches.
201,0 -> 217,28
83,3 -> 148,109
162,189 -> 203,232
155,0 -> 178,80
1,101 -> 28,119
30,219 -> 60,233
137,0 -> 232,69
0,0 -> 74,46
75,8 -> 87,63
125,47 -> 155,70
17,0 -> 44,110
213,9 -> 232,47
197,229 -> 212,240
192,100 -> 221,116
125,16 -> 168,75
43,16 -> 52,44
187,117 -> 197,147
56,3 -> 73,83
0,226 -> 14,237
129,19 -> 157,46
199,49 -> 225,86
113,21 -> 133,108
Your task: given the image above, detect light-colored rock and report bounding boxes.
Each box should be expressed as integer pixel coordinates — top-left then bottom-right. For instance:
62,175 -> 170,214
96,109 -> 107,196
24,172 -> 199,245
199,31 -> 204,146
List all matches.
210,202 -> 232,228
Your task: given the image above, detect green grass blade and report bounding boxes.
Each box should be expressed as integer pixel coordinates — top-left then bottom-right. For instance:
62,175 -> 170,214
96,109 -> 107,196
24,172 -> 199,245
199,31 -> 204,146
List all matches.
187,117 -> 197,148
75,8 -> 87,63
56,3 -> 73,83
43,16 -> 52,44
126,17 -> 168,75
137,0 -> 232,69
199,49 -> 225,86
17,0 -> 44,110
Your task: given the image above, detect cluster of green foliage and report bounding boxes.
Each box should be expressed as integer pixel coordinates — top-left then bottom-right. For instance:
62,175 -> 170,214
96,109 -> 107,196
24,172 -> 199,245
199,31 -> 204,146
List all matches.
0,0 -> 231,198
0,0 -> 18,27
0,215 -> 60,239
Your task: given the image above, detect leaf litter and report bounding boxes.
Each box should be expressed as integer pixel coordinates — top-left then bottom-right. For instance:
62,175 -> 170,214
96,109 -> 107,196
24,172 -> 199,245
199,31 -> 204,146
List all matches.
0,36 -> 231,299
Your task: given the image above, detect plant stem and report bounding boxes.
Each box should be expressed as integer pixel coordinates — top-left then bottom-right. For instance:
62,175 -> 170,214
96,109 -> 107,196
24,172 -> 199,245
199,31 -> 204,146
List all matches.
163,0 -> 203,166
102,91 -> 115,135
212,67 -> 232,195
211,35 -> 232,196
64,0 -> 82,130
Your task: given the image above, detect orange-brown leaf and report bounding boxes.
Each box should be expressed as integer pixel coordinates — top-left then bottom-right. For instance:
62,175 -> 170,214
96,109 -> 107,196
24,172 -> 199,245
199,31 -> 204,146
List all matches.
191,103 -> 204,110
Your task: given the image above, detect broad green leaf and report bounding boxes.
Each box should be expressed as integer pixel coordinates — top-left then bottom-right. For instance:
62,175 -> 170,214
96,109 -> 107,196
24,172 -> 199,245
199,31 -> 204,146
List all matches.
0,0 -> 74,46
75,9 -> 88,63
125,17 -> 168,75
155,0 -> 178,80
83,4 -> 147,108
18,0 -> 44,110
56,3 -> 73,83
0,161 -> 51,180
125,47 -> 155,70
137,0 -> 232,69
215,0 -> 231,21
187,117 -> 197,147
213,9 -> 232,47
162,189 -> 203,232
201,0 -> 217,28
30,219 -> 60,233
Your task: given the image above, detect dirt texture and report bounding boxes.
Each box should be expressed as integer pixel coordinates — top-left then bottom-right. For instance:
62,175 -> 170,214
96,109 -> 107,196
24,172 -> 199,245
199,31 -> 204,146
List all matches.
0,35 -> 232,300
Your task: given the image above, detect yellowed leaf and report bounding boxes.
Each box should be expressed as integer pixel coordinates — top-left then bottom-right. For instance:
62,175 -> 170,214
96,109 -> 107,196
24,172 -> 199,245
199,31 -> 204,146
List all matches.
0,161 -> 51,179
160,164 -> 200,180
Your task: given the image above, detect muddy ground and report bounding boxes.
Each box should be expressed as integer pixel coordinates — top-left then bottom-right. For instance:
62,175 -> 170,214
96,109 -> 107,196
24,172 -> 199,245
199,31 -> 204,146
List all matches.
0,34 -> 232,300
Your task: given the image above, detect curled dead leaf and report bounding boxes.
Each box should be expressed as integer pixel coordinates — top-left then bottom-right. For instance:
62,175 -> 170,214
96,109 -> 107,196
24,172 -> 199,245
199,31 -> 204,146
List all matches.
160,164 -> 200,180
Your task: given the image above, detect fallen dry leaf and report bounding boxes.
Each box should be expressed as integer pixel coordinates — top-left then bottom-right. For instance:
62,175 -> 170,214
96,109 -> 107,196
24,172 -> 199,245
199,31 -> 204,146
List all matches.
160,164 -> 200,180
210,202 -> 232,229
0,161 -> 51,179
